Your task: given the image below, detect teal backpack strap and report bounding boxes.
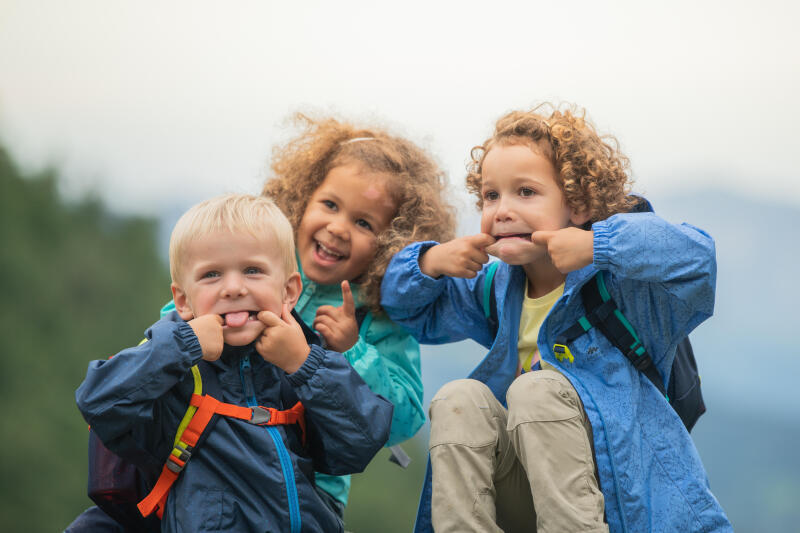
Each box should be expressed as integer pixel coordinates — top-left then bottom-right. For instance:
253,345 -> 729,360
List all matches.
554,272 -> 666,396
483,261 -> 500,320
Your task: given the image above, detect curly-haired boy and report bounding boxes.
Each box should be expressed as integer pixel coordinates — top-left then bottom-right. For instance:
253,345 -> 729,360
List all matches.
381,105 -> 731,532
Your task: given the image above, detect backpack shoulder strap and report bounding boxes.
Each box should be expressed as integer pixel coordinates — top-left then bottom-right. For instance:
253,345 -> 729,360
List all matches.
555,272 -> 667,397
483,261 -> 500,333
137,363 -> 307,519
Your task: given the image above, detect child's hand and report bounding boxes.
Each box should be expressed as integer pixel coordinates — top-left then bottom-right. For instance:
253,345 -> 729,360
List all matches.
187,314 -> 225,361
532,227 -> 594,273
314,281 -> 359,353
255,304 -> 311,374
419,234 -> 495,279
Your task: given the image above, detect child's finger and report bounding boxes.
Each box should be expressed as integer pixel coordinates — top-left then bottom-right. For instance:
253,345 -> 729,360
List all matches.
315,322 -> 332,340
257,310 -> 283,328
340,281 -> 355,316
313,314 -> 335,331
467,233 -> 496,250
531,230 -> 555,245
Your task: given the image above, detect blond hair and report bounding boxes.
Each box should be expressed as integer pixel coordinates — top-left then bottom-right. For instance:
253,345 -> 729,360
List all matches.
169,194 -> 297,284
263,113 -> 456,312
467,103 -> 637,222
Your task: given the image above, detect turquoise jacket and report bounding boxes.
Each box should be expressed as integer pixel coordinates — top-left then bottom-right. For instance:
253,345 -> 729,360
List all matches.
293,262 -> 425,505
381,211 -> 732,533
160,262 -> 425,506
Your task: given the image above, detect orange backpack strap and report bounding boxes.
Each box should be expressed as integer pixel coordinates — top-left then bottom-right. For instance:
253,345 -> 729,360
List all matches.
137,394 -> 306,519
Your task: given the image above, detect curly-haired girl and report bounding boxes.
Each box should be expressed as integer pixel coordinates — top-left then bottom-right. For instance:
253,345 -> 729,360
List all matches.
381,104 -> 731,532
262,113 -> 456,517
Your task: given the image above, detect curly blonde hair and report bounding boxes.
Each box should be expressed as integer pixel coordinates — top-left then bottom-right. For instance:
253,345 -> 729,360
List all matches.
467,104 -> 637,222
263,113 -> 456,312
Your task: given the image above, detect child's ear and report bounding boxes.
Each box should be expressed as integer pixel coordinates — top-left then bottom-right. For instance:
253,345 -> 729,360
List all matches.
569,204 -> 591,227
171,283 -> 196,321
282,272 -> 302,309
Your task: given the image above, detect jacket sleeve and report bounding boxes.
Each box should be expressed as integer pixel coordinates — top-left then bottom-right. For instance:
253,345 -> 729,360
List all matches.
342,316 -> 424,446
75,318 -> 203,451
591,212 -> 717,377
285,345 -> 393,475
379,241 -> 496,348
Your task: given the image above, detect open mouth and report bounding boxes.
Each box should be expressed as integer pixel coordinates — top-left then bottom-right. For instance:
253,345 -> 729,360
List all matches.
221,311 -> 258,328
315,241 -> 346,262
494,233 -> 532,241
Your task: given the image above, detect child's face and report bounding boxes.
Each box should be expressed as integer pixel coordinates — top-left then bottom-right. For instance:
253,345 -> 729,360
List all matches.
480,143 -> 587,265
297,163 -> 396,286
171,230 -> 301,346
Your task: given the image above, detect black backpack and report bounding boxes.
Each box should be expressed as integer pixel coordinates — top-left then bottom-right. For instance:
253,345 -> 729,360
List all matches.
483,261 -> 706,432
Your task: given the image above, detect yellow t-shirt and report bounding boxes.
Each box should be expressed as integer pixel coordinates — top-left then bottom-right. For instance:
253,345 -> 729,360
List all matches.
517,282 -> 565,373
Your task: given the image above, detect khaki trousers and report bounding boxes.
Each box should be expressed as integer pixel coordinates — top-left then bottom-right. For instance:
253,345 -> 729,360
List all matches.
428,371 -> 608,533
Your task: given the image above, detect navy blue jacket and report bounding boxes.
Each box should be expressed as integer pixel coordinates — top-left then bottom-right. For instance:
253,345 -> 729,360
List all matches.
76,313 -> 393,533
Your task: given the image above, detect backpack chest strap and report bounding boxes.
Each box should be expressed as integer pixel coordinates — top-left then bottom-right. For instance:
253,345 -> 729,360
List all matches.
138,394 -> 306,519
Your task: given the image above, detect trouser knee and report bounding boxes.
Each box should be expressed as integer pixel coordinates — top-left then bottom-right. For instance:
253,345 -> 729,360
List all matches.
506,370 -> 583,428
429,379 -> 503,448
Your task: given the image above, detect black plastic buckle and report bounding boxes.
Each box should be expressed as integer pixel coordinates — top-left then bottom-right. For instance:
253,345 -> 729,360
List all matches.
166,445 -> 192,473
249,406 -> 272,425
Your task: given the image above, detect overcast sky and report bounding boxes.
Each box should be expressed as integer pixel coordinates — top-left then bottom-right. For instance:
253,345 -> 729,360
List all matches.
2,0 -> 799,222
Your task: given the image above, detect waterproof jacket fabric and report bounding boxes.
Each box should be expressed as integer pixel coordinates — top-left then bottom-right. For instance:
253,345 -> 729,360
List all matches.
76,312 -> 393,533
381,212 -> 732,533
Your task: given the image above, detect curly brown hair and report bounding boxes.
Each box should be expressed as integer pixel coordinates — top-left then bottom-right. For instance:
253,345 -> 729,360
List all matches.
466,103 -> 637,223
263,113 -> 456,312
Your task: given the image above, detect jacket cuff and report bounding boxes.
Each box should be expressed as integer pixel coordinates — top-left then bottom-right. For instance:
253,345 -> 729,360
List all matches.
286,344 -> 326,387
173,321 -> 204,365
409,241 -> 445,286
343,336 -> 368,365
591,220 -> 611,270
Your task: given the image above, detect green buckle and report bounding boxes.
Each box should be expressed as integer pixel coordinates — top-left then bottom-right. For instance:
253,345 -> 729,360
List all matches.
553,344 -> 574,364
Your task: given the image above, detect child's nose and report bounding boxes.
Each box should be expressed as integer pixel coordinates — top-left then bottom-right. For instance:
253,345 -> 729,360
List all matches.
220,273 -> 247,297
326,219 -> 349,241
494,197 -> 514,222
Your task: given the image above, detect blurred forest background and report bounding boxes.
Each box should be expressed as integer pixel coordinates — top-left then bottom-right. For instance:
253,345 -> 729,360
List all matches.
3,137 -> 800,532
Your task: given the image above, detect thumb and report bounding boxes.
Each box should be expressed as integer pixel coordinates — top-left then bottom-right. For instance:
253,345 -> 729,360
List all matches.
531,230 -> 555,245
257,310 -> 283,327
340,280 -> 355,316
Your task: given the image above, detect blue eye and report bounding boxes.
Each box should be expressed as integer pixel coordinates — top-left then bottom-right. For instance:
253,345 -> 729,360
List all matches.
520,187 -> 534,197
244,266 -> 262,275
356,219 -> 373,231
202,271 -> 220,279
322,200 -> 337,210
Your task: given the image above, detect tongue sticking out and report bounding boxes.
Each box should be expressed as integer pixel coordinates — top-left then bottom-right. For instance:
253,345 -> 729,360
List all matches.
224,311 -> 250,328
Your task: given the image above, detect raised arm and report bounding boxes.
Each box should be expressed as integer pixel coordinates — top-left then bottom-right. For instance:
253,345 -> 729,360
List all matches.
75,317 -> 202,448
380,241 -> 497,348
285,345 -> 393,475
592,212 -> 717,372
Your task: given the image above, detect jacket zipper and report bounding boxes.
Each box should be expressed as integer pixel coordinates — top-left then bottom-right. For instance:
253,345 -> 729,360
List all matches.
240,355 -> 301,533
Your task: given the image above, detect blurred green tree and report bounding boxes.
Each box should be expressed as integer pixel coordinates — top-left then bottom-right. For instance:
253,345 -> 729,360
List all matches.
0,144 -> 170,531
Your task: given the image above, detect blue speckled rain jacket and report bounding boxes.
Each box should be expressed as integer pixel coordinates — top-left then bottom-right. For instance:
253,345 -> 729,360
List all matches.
381,211 -> 732,533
